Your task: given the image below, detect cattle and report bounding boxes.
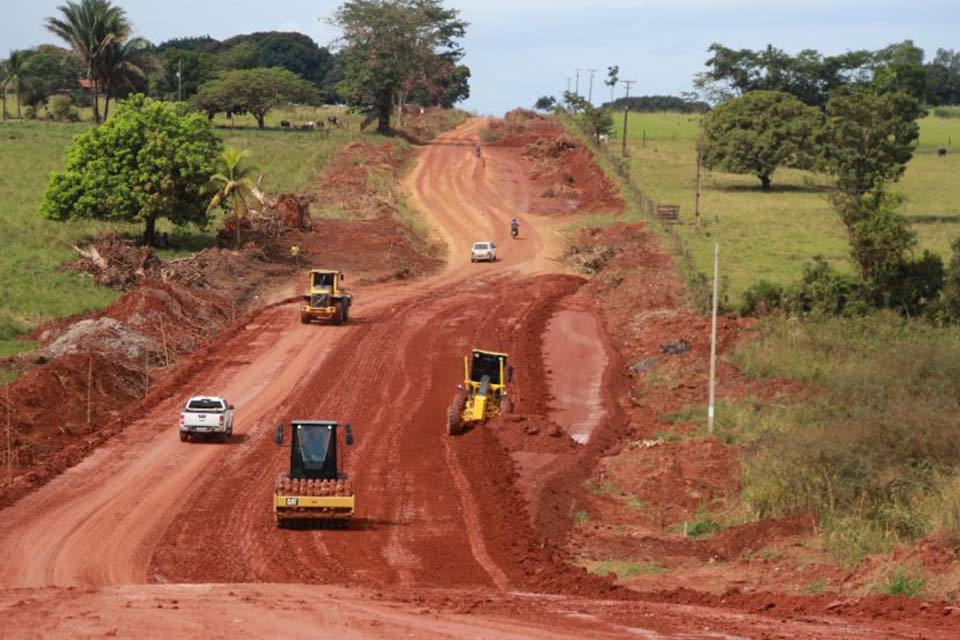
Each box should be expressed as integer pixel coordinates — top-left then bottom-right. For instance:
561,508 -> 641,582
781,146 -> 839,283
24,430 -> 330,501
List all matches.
327,115 -> 342,128
938,148 -> 948,156
280,120 -> 291,128
598,134 -> 609,144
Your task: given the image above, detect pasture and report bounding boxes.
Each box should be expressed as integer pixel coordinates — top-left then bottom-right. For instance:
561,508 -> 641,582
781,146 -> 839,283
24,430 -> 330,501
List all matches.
610,112 -> 960,300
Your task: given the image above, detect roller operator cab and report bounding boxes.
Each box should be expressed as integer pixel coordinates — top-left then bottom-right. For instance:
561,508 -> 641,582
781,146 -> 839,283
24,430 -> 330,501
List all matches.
300,269 -> 352,325
446,349 -> 514,435
274,420 -> 355,527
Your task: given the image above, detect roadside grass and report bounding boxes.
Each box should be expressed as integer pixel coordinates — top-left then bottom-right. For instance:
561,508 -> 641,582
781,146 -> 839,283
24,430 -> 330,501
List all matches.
671,312 -> 960,565
587,560 -> 666,579
876,566 -> 925,598
606,112 -> 960,302
0,115 -> 361,368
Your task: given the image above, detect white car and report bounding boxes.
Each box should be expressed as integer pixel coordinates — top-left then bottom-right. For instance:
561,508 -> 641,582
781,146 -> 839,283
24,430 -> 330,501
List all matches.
180,396 -> 234,442
471,241 -> 497,263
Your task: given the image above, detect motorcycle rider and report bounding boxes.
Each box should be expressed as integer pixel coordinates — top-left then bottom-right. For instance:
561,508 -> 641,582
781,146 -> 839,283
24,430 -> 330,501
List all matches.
475,144 -> 482,157
510,218 -> 519,238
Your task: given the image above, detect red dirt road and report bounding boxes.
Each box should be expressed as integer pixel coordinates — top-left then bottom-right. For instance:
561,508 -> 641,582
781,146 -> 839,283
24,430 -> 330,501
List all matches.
0,120 -> 950,639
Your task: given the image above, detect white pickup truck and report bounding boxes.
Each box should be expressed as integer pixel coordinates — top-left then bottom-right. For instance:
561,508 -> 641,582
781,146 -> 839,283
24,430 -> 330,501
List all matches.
179,396 -> 234,442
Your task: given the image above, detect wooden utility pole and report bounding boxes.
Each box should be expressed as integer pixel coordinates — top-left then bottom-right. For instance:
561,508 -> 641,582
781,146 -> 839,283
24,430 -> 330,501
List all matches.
707,243 -> 719,435
620,80 -> 636,156
695,123 -> 704,232
585,68 -> 599,104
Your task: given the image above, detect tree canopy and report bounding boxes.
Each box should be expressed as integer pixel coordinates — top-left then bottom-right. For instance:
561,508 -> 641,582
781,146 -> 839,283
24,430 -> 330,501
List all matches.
821,87 -> 922,196
42,95 -> 221,245
333,0 -> 468,132
701,90 -> 821,190
192,67 -> 320,128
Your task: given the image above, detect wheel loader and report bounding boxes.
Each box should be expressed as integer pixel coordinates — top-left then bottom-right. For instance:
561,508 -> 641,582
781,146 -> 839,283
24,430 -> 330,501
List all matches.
300,269 -> 351,325
446,349 -> 513,435
273,419 -> 355,528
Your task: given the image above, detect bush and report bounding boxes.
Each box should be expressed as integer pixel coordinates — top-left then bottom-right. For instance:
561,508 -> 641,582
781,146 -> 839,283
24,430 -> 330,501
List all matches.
46,94 -> 73,122
740,280 -> 785,316
932,106 -> 960,119
878,567 -> 924,597
787,257 -> 871,316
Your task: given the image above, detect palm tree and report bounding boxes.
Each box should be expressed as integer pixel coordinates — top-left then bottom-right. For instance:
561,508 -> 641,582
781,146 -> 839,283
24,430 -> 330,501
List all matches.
0,62 -> 7,120
208,148 -> 264,249
99,37 -> 158,119
3,50 -> 28,119
45,0 -> 130,123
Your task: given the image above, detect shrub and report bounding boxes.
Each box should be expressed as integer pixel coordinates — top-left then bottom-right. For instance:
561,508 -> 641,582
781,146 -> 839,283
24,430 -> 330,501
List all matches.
740,280 -> 785,316
46,94 -> 73,122
786,257 -> 870,316
878,567 -> 924,597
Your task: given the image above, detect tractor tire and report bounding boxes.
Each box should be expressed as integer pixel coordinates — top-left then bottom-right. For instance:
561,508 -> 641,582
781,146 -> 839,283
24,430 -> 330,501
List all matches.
447,390 -> 467,436
300,313 -> 310,324
333,302 -> 346,325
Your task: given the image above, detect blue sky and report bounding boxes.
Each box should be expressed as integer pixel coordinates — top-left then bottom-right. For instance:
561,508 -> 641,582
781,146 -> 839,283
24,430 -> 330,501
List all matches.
2,0 -> 957,115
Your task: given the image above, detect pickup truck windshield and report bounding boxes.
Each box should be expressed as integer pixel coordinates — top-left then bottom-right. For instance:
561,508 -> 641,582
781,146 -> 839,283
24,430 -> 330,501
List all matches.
473,243 -> 490,250
186,399 -> 224,412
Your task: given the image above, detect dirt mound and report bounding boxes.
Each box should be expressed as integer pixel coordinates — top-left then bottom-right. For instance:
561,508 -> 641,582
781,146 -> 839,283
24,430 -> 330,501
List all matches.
484,116 -> 622,214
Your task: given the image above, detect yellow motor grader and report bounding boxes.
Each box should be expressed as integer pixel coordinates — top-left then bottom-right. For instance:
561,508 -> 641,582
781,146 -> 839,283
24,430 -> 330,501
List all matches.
447,349 -> 513,435
273,419 -> 355,528
300,269 -> 351,325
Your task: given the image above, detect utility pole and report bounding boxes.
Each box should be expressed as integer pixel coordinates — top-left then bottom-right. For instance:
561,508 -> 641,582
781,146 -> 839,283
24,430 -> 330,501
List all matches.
620,80 -> 636,156
695,122 -> 704,232
176,60 -> 182,102
575,68 -> 584,98
707,243 -> 719,435
585,68 -> 598,104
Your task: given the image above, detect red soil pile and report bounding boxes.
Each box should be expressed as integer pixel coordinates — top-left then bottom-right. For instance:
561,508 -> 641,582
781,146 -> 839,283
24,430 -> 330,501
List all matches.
485,113 -> 623,214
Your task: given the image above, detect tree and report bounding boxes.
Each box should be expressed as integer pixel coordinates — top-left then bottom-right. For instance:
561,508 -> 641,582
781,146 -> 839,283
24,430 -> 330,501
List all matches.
2,50 -> 28,119
701,90 -> 821,190
99,37 -> 158,119
533,95 -> 556,112
208,148 -> 263,249
148,47 -> 215,101
871,40 -> 927,101
925,48 -> 960,106
579,105 -> 614,144
822,87 -> 922,196
332,0 -> 468,133
193,67 -> 320,128
42,95 -> 221,245
605,65 -> 619,102
46,0 -> 131,123
47,94 -> 74,121
19,45 -> 82,107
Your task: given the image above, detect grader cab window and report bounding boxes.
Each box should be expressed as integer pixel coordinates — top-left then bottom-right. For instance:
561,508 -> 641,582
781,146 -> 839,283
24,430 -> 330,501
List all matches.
470,352 -> 504,385
312,272 -> 335,289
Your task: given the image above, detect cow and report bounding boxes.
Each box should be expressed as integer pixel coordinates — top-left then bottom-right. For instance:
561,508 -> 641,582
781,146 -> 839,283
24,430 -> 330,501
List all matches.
327,115 -> 342,128
280,120 -> 291,128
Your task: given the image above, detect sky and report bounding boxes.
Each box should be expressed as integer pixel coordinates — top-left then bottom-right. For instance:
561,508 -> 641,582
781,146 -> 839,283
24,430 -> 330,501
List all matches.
2,0 -> 958,115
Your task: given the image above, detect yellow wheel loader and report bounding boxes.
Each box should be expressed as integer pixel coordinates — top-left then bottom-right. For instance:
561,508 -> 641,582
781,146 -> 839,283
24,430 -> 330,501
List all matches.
447,349 -> 513,436
300,269 -> 351,325
274,419 -> 355,528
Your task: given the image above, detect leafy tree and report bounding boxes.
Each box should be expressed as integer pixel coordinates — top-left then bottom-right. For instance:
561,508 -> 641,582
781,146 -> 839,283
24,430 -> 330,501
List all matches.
871,40 -> 927,101
533,95 -> 556,112
605,95 -> 708,113
149,47 -> 215,101
941,238 -> 960,321
701,90 -> 821,190
42,95 -> 221,245
19,45 -> 82,107
208,147 -> 263,249
925,48 -> 960,106
193,67 -> 320,128
579,105 -> 614,143
2,50 -> 28,119
333,0 -> 468,133
822,87 -> 922,196
605,65 -> 619,102
215,41 -> 261,71
45,0 -> 130,123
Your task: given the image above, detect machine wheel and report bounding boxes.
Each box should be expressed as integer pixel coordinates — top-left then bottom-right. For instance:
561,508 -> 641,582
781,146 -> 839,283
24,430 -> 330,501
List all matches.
447,390 -> 467,436
300,313 -> 310,324
220,432 -> 229,443
333,302 -> 346,325
179,432 -> 188,442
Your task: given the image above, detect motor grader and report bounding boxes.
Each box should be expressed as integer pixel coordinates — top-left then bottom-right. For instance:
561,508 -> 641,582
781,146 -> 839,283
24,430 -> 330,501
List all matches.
300,269 -> 351,325
274,419 -> 355,528
447,349 -> 513,435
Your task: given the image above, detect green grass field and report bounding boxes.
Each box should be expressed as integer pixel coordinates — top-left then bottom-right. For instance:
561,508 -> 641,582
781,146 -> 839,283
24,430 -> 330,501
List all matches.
610,113 -> 960,300
0,107 -> 365,358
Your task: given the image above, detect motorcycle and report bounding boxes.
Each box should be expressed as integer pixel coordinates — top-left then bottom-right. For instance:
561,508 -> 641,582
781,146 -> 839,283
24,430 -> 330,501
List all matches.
510,226 -> 519,239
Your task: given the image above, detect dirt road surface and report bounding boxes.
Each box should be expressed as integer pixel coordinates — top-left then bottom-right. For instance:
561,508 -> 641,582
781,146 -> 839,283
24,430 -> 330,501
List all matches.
0,119 -> 950,639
